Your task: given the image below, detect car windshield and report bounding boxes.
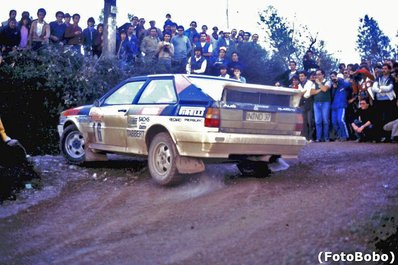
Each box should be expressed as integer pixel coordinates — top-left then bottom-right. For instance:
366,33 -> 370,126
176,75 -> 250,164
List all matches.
188,76 -> 238,101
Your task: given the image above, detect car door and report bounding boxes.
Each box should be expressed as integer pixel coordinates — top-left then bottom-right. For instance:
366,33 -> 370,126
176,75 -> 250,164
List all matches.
91,80 -> 146,151
126,78 -> 178,155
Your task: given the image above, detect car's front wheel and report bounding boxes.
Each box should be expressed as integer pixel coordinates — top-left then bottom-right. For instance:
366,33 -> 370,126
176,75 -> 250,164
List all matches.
60,125 -> 86,165
148,132 -> 181,186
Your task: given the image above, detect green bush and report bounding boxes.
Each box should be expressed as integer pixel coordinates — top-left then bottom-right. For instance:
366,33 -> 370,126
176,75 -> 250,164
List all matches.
0,47 -> 132,155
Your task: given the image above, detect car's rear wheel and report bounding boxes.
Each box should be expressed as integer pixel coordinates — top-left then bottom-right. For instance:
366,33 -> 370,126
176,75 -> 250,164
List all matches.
148,132 -> 181,186
237,160 -> 271,178
61,125 -> 85,165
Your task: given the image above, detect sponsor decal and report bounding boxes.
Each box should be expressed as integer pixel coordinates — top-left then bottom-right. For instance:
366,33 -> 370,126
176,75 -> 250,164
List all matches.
139,125 -> 147,130
222,103 -> 237,109
277,107 -> 296,112
139,117 -> 150,123
178,107 -> 205,117
183,118 -> 202,122
128,117 -> 138,128
127,130 -> 144,138
169,118 -> 182,122
92,122 -> 104,142
78,116 -> 92,123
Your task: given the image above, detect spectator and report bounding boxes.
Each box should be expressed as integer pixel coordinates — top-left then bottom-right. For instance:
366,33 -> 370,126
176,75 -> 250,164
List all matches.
275,60 -> 298,87
64,13 -> 71,27
140,27 -> 160,64
289,75 -> 299,89
201,25 -> 210,42
0,18 -> 20,55
171,25 -> 192,73
49,11 -> 66,46
217,29 -> 235,52
371,63 -> 398,142
231,66 -> 246,83
156,31 -> 174,73
227,51 -> 244,76
352,66 -> 375,103
170,23 -> 177,38
330,71 -> 351,141
135,18 -> 147,44
210,46 -> 228,76
82,17 -> 97,56
351,98 -> 377,142
117,30 -> 135,70
195,32 -> 213,61
251,33 -> 259,44
92,23 -> 103,58
184,21 -> 198,44
147,20 -> 162,40
126,25 -> 139,57
383,118 -> 398,142
230,29 -> 238,41
18,16 -> 31,49
119,16 -> 138,33
243,32 -> 251,43
303,50 -> 319,72
164,13 -> 173,28
64,13 -> 83,54
210,26 -> 219,50
218,65 -> 230,78
187,47 -> 207,74
312,69 -> 332,142
28,8 -> 50,51
1,10 -> 17,28
298,71 -> 315,141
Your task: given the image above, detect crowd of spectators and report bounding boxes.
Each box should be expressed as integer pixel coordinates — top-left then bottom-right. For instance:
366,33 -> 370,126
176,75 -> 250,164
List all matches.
0,9 -> 259,82
1,8 -> 397,143
275,58 -> 398,143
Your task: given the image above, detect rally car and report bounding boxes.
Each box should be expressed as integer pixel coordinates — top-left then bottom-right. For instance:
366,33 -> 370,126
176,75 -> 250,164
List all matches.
58,74 -> 306,185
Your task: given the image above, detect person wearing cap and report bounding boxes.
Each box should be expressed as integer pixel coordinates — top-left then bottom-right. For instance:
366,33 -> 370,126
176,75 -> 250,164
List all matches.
82,17 -> 97,56
171,25 -> 192,73
49,11 -> 66,45
186,47 -> 207,74
210,46 -> 228,76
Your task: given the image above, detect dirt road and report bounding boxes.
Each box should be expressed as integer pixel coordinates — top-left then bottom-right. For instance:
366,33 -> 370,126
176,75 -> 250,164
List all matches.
1,142 -> 398,265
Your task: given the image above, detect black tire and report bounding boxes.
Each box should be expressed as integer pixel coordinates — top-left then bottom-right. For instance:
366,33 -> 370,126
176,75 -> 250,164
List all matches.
148,132 -> 181,186
60,125 -> 86,165
237,160 -> 271,178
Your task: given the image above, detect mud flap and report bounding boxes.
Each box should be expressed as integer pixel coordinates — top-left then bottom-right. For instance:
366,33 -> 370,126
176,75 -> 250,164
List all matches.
176,157 -> 205,174
85,132 -> 108,162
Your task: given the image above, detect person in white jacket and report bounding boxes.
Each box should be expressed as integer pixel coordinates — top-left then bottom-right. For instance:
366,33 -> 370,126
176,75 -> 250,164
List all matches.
371,63 -> 397,141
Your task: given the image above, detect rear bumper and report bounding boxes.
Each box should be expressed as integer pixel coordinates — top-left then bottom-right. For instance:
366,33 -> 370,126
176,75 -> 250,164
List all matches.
174,131 -> 306,158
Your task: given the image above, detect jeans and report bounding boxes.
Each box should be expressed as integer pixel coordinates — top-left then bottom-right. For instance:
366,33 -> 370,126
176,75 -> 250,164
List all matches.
313,101 -> 331,141
331,108 -> 349,140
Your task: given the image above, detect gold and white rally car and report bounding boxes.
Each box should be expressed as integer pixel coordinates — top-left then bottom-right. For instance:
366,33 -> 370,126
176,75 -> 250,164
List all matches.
58,74 -> 306,185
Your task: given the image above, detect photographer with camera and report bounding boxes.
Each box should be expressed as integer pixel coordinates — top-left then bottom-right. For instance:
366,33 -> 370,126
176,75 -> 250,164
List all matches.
156,31 -> 174,73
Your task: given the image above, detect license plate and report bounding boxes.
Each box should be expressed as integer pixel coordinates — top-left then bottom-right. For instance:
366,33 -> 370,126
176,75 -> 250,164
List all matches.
245,111 -> 272,122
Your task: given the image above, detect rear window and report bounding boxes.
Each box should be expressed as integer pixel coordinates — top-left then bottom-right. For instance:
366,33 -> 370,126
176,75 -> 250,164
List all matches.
226,90 -> 291,106
188,76 -> 239,100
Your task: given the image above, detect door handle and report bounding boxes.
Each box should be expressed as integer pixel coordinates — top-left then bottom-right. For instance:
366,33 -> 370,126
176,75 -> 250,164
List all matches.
118,109 -> 127,112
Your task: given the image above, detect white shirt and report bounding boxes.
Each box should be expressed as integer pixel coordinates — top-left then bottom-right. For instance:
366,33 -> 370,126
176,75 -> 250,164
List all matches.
298,80 -> 315,98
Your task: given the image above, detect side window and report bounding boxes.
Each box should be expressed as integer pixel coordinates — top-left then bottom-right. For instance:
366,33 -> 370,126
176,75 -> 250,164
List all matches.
103,81 -> 145,105
138,79 -> 177,104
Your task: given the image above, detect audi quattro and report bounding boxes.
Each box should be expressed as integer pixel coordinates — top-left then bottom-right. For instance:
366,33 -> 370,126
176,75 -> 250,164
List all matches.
58,74 -> 306,185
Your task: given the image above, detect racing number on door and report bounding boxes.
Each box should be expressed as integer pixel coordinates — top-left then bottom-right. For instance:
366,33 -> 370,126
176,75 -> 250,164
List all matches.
92,122 -> 104,143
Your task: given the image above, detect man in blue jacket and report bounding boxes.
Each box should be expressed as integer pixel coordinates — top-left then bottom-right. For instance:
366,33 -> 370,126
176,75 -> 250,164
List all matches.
330,71 -> 351,141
